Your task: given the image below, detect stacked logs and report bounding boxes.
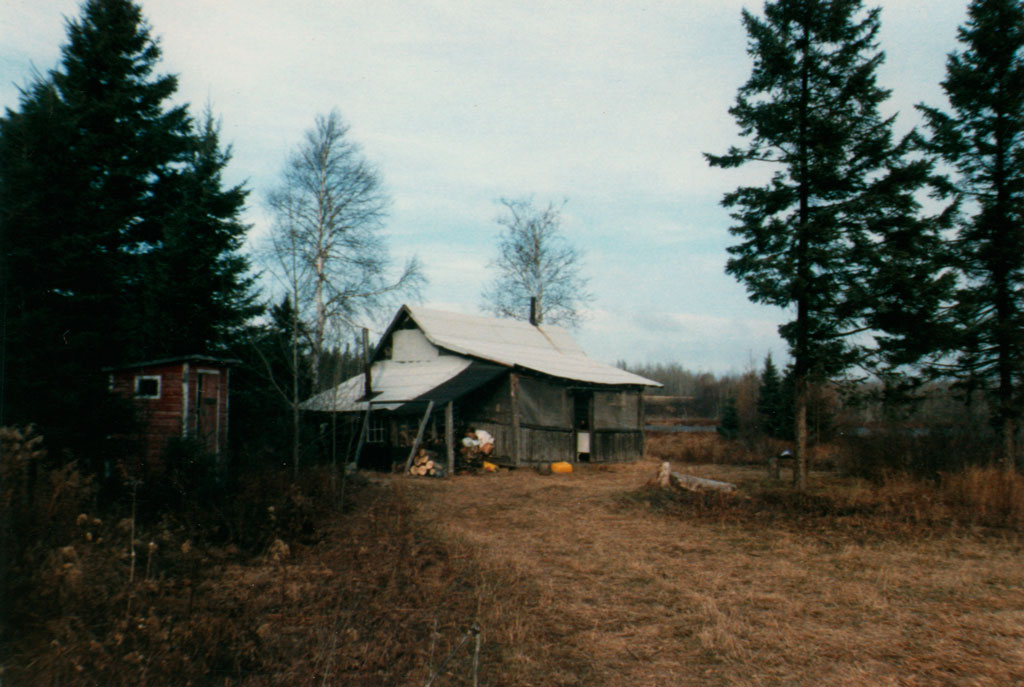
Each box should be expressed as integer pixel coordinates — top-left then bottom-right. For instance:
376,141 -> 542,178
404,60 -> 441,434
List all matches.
409,448 -> 443,477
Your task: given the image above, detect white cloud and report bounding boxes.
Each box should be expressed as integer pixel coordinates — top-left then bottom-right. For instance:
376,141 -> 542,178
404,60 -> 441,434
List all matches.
2,0 -> 968,372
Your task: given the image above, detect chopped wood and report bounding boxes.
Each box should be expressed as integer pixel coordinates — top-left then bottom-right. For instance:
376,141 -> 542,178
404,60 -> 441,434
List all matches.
408,448 -> 444,477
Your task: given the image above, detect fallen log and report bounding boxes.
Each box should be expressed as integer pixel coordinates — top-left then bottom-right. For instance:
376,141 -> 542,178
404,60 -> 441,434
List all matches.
654,462 -> 736,492
670,471 -> 736,493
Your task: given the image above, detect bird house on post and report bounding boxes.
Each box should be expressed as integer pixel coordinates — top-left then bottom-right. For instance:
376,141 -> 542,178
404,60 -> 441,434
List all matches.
106,355 -> 239,468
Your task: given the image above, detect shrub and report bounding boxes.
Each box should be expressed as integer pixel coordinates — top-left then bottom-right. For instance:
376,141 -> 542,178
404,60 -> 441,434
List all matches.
837,423 -> 997,480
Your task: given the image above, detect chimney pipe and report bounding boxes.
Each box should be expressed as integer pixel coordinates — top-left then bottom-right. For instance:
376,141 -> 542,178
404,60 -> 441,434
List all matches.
362,327 -> 372,398
529,297 -> 539,326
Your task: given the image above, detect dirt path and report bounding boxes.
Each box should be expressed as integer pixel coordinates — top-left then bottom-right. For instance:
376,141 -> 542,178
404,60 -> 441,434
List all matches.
403,461 -> 1024,687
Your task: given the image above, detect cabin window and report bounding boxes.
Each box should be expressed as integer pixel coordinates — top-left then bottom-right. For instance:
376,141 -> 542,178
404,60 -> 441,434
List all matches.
367,414 -> 387,444
134,375 -> 161,399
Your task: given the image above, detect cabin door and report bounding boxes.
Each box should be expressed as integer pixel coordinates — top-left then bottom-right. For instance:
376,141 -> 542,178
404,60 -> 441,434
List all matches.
195,371 -> 220,455
573,391 -> 593,462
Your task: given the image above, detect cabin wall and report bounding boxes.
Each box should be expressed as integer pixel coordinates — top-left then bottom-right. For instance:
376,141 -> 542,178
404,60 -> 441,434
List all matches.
110,362 -> 186,464
459,374 -> 647,464
591,388 -> 645,462
592,430 -> 645,463
341,369 -> 650,468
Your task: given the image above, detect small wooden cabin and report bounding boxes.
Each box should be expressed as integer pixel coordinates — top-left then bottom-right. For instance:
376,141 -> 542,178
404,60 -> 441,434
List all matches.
107,355 -> 237,465
303,306 -> 661,469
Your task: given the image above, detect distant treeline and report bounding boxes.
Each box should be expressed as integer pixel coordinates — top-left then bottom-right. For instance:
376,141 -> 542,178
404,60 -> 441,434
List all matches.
623,357 -> 999,475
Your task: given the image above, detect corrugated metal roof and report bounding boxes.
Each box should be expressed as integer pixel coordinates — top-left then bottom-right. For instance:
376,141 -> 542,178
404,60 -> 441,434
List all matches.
303,306 -> 661,413
302,356 -> 474,413
404,306 -> 660,387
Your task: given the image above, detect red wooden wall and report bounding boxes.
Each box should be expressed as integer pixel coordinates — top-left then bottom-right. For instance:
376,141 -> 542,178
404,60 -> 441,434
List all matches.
107,356 -> 232,466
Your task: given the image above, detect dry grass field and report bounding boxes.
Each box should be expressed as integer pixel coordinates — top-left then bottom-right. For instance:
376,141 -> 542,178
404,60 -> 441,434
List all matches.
7,431 -> 1024,686
402,458 -> 1024,687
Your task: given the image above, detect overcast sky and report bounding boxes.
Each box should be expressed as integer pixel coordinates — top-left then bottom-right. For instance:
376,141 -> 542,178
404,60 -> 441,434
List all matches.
2,1 -> 970,373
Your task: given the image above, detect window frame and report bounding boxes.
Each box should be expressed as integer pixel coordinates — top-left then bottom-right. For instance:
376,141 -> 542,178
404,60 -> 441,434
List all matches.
134,375 -> 162,399
367,413 -> 387,444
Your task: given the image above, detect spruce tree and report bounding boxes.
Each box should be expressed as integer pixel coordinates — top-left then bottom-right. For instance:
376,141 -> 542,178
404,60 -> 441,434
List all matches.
126,109 -> 259,360
758,354 -> 788,438
918,0 -> 1024,469
0,0 -> 256,454
706,0 -> 945,489
718,397 -> 741,440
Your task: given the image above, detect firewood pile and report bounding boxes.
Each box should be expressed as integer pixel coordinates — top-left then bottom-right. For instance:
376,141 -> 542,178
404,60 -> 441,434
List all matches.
409,448 -> 444,477
458,429 -> 495,472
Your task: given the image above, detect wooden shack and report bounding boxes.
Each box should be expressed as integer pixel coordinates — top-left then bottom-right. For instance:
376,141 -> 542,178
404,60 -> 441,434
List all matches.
106,355 -> 237,466
303,306 -> 661,470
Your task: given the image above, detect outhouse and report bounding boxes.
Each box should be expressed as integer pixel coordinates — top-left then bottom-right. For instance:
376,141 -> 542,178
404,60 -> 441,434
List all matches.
106,355 -> 237,465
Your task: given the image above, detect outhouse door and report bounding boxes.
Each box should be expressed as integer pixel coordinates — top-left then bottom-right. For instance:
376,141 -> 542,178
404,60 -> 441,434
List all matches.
195,370 -> 221,454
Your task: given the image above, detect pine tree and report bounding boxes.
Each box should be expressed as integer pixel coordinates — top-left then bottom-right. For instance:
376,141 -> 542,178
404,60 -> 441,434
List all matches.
918,0 -> 1024,469
706,0 -> 945,489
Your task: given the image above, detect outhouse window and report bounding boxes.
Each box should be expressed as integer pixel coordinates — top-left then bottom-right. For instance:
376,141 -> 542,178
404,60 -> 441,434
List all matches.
134,375 -> 161,399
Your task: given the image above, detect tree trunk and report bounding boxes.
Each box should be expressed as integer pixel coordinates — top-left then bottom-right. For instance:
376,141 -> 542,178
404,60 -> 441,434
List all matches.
291,292 -> 301,480
1002,416 -> 1015,472
311,254 -> 326,393
794,374 -> 808,491
792,21 -> 811,492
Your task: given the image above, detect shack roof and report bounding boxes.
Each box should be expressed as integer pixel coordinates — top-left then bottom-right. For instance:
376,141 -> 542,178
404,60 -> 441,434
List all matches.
302,306 -> 660,414
390,306 -> 660,388
103,354 -> 241,372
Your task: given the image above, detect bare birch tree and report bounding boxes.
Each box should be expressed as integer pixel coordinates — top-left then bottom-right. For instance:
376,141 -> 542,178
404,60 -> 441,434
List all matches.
266,110 -> 423,393
481,197 -> 593,328
262,111 -> 422,476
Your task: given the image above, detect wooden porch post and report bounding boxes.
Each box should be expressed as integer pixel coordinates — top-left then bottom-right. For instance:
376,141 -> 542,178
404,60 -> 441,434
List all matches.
404,400 -> 435,473
445,401 -> 455,475
353,402 -> 372,469
510,373 -> 522,465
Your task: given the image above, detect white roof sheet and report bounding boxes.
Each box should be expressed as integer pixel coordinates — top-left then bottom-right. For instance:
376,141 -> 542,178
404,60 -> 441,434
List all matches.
302,356 -> 472,412
405,306 -> 659,387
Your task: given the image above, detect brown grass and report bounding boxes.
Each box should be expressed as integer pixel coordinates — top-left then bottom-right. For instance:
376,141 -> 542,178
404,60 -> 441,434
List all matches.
8,426 -> 1024,686
402,461 -> 1024,686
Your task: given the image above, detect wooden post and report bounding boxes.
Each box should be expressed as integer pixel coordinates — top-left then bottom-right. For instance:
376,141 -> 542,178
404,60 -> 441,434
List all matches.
445,401 -> 455,475
404,400 -> 435,473
638,389 -> 646,459
353,402 -> 372,469
510,373 -> 522,465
